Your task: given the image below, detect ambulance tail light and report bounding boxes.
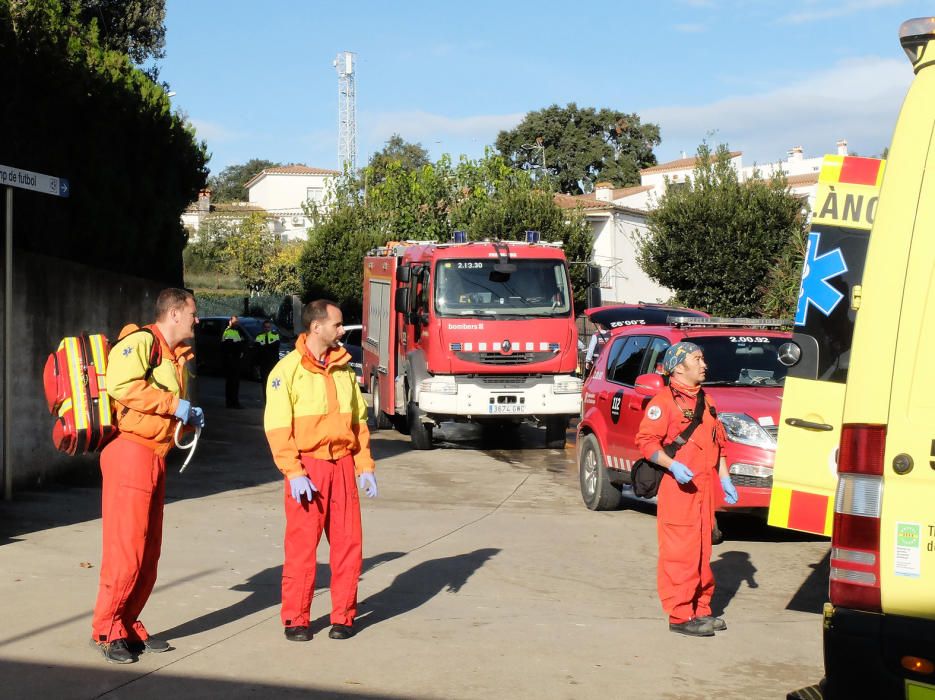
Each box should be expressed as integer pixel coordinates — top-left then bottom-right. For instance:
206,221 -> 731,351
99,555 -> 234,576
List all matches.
829,423 -> 884,612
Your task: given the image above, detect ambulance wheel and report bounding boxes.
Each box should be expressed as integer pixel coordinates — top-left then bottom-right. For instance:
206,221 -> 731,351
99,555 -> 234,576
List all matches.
408,401 -> 434,450
579,434 -> 621,511
544,416 -> 569,449
370,376 -> 393,430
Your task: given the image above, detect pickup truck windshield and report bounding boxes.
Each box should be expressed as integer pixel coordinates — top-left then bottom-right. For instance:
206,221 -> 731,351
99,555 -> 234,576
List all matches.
692,335 -> 790,387
434,258 -> 571,318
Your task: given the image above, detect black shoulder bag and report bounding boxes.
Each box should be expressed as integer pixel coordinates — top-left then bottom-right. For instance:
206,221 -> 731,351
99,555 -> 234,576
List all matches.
631,389 -> 709,499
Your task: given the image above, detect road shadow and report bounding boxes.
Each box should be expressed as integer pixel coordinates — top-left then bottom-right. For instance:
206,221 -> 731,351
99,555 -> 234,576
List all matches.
0,658 -> 412,699
158,551 -> 405,641
310,548 -> 500,636
710,550 -> 760,617
785,548 -> 830,614
715,512 -> 830,544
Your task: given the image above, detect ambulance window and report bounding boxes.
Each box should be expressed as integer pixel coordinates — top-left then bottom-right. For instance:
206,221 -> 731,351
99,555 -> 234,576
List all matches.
642,337 -> 670,376
789,224 -> 870,383
607,336 -> 650,386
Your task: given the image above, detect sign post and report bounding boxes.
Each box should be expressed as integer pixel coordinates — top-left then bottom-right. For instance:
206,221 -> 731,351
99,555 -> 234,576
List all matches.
2,164 -> 69,500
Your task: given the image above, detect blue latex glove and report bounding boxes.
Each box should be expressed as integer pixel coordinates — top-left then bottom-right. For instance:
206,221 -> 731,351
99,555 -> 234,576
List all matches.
358,472 -> 378,498
173,399 -> 191,424
721,475 -> 739,505
189,406 -> 205,429
289,475 -> 316,503
669,460 -> 694,485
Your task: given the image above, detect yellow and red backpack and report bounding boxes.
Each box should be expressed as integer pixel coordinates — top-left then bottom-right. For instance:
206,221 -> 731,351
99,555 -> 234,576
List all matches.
43,326 -> 161,455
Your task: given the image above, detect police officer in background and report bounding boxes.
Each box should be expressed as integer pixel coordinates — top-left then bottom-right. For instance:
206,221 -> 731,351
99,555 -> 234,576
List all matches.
255,319 -> 281,400
221,315 -> 246,408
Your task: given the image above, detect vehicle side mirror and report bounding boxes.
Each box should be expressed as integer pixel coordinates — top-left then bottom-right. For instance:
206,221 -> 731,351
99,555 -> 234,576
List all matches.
586,264 -> 601,285
634,372 -> 664,397
396,265 -> 411,283
395,288 -> 410,316
587,286 -> 602,309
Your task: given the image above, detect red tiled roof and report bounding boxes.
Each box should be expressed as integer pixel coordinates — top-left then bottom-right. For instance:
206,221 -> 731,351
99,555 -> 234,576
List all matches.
783,172 -> 819,186
553,193 -> 646,216
640,151 -> 742,175
612,184 -> 653,199
245,165 -> 340,189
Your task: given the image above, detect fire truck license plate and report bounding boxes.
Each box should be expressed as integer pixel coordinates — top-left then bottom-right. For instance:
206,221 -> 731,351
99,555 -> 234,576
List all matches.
488,404 -> 525,414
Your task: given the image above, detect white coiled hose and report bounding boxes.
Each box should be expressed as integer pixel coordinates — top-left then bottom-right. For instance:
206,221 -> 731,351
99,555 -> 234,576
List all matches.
175,422 -> 201,473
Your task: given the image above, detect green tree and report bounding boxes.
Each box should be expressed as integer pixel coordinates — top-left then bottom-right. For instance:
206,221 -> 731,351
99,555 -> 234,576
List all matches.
208,159 -> 281,202
264,241 -> 304,296
75,0 -> 166,63
225,212 -> 279,293
637,143 -> 807,316
183,218 -> 236,283
365,134 -> 430,186
496,103 -> 661,195
1,0 -> 207,284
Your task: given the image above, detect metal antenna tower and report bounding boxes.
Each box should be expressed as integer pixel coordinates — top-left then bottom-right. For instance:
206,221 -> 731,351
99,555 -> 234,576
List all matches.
333,51 -> 357,173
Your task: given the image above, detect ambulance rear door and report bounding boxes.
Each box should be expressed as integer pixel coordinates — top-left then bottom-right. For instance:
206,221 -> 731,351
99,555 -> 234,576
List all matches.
880,131 -> 935,619
768,155 -> 885,535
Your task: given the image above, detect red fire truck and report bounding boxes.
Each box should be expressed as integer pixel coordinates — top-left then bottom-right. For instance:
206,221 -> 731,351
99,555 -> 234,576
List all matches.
362,233 -> 599,449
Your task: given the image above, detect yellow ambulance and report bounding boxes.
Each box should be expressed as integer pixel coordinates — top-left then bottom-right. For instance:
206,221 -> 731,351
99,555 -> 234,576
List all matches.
773,16 -> 935,700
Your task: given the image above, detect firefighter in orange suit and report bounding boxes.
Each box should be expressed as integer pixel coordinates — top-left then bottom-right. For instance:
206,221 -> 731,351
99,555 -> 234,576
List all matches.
263,299 -> 377,642
635,341 -> 738,637
90,288 -> 204,663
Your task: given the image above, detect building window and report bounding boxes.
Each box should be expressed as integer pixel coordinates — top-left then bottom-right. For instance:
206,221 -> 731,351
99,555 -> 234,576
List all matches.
306,187 -> 323,203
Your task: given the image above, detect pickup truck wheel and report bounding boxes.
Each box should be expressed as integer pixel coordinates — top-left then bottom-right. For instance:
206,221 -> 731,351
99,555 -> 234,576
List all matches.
579,434 -> 622,511
544,416 -> 570,449
370,377 -> 393,430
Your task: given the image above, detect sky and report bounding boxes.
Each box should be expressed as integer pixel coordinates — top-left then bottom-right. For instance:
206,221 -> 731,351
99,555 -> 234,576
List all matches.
160,0 -> 933,179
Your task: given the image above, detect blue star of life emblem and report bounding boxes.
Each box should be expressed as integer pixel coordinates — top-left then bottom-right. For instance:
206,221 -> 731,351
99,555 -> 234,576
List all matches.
795,231 -> 848,325
122,347 -> 132,357
271,377 -> 282,390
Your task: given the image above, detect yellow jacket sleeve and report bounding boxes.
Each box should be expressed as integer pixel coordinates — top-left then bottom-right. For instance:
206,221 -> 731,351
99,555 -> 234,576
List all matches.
108,333 -> 179,416
350,382 -> 375,474
264,357 -> 304,479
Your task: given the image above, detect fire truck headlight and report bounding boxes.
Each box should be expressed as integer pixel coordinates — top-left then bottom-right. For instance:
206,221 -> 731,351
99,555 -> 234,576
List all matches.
419,377 -> 458,395
719,413 -> 775,449
552,377 -> 583,394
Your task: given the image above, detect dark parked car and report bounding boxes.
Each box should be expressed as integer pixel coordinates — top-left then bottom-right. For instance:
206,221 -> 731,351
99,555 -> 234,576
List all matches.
195,316 -> 292,380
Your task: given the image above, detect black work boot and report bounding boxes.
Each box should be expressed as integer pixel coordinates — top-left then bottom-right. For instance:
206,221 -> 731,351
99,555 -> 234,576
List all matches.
668,618 -> 715,637
328,624 -> 354,640
129,637 -> 171,654
284,625 -> 311,642
90,637 -> 137,664
696,615 -> 727,631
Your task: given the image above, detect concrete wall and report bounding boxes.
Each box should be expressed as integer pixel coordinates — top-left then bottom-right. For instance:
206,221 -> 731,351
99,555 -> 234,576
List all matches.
1,251 -> 166,490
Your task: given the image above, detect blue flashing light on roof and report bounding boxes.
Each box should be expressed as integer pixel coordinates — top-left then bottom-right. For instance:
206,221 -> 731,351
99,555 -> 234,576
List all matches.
525,230 -> 541,243
453,230 -> 468,243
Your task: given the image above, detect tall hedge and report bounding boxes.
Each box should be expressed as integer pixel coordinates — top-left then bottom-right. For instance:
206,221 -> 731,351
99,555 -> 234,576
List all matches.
0,0 -> 207,284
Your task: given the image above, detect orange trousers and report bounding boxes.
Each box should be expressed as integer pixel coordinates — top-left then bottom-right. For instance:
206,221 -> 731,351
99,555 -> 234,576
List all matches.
281,454 -> 362,628
91,436 -> 165,642
656,471 -> 716,624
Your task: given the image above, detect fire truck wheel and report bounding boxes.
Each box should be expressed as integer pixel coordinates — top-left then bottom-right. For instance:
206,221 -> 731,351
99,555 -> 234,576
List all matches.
407,401 -> 434,450
370,377 -> 393,430
544,416 -> 570,449
579,434 -> 622,511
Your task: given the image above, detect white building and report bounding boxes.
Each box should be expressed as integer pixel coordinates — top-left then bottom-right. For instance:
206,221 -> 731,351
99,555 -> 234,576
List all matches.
245,165 -> 340,240
558,140 -> 851,305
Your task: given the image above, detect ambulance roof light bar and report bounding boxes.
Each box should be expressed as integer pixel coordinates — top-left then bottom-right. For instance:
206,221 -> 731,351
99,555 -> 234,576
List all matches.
667,316 -> 793,330
899,17 -> 935,66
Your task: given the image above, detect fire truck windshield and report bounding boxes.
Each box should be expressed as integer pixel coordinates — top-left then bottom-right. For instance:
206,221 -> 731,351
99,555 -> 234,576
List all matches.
434,258 -> 571,318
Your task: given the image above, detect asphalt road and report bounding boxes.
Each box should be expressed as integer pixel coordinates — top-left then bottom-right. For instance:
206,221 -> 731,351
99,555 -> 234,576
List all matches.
0,377 -> 829,699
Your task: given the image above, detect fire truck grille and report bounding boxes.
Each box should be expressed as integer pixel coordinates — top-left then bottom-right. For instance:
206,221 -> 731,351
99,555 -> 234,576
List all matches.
456,351 -> 555,365
730,474 -> 773,489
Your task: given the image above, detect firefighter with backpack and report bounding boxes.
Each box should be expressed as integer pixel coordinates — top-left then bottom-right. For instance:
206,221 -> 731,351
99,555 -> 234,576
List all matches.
89,288 -> 205,664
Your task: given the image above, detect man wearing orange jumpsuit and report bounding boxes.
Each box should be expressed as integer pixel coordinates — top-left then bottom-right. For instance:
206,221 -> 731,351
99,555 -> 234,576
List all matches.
635,341 -> 738,637
264,299 -> 377,642
91,288 -> 204,663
